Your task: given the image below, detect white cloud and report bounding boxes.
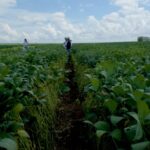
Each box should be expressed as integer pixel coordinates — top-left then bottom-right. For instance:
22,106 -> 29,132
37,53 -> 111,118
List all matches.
112,0 -> 139,8
0,0 -> 16,8
83,0 -> 150,42
139,0 -> 150,5
0,23 -> 19,42
0,0 -> 150,43
0,23 -> 18,36
2,24 -> 18,36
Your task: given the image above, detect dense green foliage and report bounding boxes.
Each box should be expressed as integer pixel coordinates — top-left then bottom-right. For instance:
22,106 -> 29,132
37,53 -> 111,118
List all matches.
0,42 -> 150,150
0,44 -> 66,150
74,42 -> 150,150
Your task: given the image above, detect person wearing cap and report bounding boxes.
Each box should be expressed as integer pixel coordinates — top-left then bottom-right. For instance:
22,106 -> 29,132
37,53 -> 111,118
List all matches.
63,37 -> 72,56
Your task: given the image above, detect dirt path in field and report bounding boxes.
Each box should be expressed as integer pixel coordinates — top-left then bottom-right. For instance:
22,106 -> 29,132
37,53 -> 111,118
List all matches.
54,55 -> 95,150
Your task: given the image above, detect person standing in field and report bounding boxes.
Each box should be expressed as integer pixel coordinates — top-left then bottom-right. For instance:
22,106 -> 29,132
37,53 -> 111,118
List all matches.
23,38 -> 29,50
64,37 -> 72,56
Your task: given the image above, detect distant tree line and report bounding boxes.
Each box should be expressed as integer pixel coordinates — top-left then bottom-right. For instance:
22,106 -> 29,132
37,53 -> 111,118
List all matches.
138,36 -> 150,42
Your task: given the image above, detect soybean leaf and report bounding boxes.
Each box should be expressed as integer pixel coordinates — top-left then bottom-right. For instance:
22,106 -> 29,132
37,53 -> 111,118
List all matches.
111,129 -> 122,141
94,121 -> 110,131
128,112 -> 143,141
143,64 -> 150,73
96,130 -> 107,138
131,141 -> 150,150
110,116 -> 124,126
137,100 -> 150,124
132,74 -> 146,89
91,78 -> 100,91
133,90 -> 144,101
7,122 -> 24,132
100,70 -> 107,79
0,138 -> 17,150
104,99 -> 118,114
85,112 -> 98,122
85,74 -> 92,79
112,85 -> 125,96
145,114 -> 150,121
144,92 -> 150,99
124,125 -> 136,142
84,120 -> 94,127
13,103 -> 24,114
100,61 -> 116,76
17,130 -> 30,138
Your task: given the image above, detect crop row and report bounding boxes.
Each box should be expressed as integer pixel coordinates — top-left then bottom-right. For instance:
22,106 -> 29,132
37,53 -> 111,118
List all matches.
0,45 -> 66,150
74,42 -> 150,150
0,42 -> 150,150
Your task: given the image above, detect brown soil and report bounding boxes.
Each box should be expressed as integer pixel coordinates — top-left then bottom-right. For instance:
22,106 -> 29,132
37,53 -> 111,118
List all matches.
54,103 -> 84,150
54,55 -> 96,150
61,55 -> 79,103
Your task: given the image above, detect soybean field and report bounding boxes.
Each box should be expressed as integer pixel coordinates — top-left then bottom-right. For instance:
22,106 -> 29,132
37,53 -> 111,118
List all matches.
0,42 -> 150,150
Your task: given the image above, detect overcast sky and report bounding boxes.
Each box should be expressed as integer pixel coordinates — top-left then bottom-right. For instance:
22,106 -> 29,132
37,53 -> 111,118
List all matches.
0,0 -> 150,43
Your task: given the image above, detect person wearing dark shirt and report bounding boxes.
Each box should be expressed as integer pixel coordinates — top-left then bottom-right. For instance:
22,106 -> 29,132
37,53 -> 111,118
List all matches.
23,38 -> 29,50
64,37 -> 72,56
